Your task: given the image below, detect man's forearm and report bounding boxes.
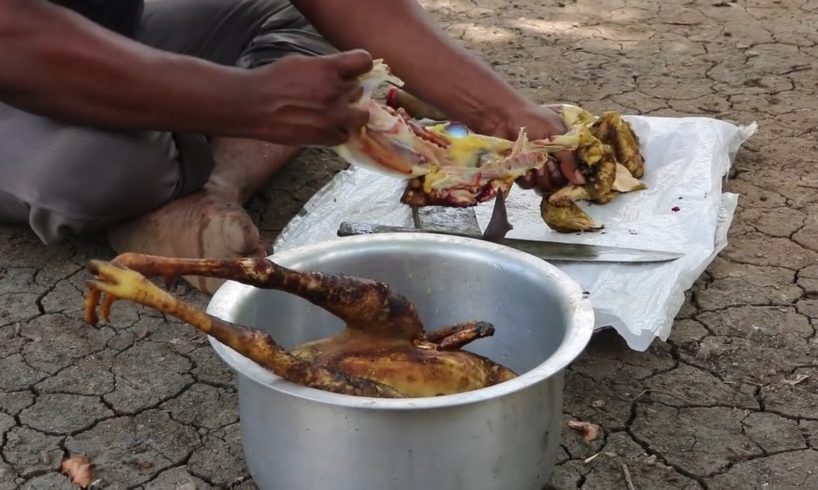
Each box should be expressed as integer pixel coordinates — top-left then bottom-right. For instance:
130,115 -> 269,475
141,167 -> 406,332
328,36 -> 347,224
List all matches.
293,0 -> 531,134
0,1 -> 253,136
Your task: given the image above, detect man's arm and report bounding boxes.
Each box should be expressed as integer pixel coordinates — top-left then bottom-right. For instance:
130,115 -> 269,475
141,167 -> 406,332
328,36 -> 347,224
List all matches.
292,0 -> 583,186
0,0 -> 369,146
0,1 -> 251,133
293,0 -> 535,135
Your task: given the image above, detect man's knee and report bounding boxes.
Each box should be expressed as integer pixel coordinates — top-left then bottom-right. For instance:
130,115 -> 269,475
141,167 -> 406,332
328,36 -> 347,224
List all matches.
139,0 -> 334,68
0,129 -> 186,244
139,0 -> 291,64
2,125 -> 190,247
236,1 -> 337,69
31,130 -> 182,222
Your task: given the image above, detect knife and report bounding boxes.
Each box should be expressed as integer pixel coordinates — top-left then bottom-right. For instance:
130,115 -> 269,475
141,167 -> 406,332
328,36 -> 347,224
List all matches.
337,221 -> 683,263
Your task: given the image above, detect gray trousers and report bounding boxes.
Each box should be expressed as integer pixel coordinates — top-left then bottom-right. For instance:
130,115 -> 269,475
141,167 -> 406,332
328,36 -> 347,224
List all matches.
0,0 -> 334,245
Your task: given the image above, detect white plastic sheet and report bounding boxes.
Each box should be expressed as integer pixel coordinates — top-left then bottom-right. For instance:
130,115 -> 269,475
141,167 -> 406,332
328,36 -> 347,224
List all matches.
274,115 -> 757,351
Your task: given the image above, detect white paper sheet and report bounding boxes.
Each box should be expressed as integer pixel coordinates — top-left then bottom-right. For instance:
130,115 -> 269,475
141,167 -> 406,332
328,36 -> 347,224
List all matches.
274,115 -> 757,351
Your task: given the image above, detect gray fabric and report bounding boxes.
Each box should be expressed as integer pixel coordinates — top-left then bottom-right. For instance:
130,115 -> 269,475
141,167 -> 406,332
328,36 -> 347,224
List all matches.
50,0 -> 145,37
0,0 -> 335,245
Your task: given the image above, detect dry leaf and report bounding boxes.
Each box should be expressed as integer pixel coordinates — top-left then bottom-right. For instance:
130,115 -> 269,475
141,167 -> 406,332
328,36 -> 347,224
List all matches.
567,420 -> 601,442
60,455 -> 95,489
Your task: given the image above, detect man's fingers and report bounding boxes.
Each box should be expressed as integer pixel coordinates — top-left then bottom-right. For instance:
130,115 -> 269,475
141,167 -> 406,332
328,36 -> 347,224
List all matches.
515,167 -> 552,195
332,49 -> 374,79
515,171 -> 535,190
344,105 -> 370,130
543,103 -> 564,114
546,158 -> 567,188
347,85 -> 365,103
533,166 -> 554,194
324,103 -> 369,137
556,150 -> 585,185
533,106 -> 582,185
319,127 -> 352,147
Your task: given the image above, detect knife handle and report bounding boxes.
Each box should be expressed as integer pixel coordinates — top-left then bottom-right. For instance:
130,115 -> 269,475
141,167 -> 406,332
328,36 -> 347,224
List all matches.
338,222 -> 423,237
386,88 -> 449,121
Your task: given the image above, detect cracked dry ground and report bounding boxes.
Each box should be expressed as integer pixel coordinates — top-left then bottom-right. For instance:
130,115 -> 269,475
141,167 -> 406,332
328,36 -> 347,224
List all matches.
0,0 -> 817,488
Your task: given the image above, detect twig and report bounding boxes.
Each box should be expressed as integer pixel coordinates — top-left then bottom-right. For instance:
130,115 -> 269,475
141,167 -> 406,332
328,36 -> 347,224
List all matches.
783,374 -> 809,386
632,389 -> 648,402
621,462 -> 636,490
727,445 -> 754,462
583,452 -> 600,464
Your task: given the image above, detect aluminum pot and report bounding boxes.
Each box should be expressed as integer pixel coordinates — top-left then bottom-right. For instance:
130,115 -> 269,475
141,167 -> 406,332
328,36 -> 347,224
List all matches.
206,233 -> 594,490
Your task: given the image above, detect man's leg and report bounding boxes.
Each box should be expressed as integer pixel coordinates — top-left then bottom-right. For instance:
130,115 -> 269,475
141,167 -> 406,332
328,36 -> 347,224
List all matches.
0,101 -> 265,273
137,0 -> 337,202
107,0 -> 338,293
0,104 -> 190,244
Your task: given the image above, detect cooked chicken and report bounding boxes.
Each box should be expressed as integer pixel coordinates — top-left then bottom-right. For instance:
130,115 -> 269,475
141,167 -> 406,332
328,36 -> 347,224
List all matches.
540,111 -> 647,232
333,60 -> 648,234
84,253 -> 517,398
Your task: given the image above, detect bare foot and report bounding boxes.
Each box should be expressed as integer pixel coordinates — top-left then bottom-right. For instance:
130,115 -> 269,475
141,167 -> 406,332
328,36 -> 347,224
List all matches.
107,191 -> 267,295
107,138 -> 299,295
206,138 -> 300,204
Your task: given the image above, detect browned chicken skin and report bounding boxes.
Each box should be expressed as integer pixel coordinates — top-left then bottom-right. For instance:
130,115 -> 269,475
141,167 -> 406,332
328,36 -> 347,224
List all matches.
84,253 -> 517,398
541,110 -> 647,232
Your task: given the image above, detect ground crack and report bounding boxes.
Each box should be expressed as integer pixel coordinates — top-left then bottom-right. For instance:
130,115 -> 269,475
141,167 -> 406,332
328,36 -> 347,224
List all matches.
703,447 -> 813,481
625,400 -> 710,488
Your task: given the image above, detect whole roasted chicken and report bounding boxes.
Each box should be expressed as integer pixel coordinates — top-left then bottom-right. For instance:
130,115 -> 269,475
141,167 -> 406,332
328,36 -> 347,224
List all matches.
333,60 -> 647,232
84,253 -> 517,398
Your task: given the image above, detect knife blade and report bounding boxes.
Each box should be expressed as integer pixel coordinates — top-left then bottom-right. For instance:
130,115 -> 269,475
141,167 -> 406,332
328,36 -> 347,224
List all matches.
337,221 -> 684,263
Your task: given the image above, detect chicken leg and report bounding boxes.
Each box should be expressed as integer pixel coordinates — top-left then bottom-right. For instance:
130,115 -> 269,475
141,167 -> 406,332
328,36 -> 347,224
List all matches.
84,253 -> 517,398
92,252 -> 426,340
85,259 -> 404,397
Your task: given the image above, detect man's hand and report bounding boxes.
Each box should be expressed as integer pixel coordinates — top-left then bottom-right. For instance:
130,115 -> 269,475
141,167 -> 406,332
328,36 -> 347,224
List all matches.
290,0 -> 585,192
490,103 -> 585,194
246,50 -> 373,147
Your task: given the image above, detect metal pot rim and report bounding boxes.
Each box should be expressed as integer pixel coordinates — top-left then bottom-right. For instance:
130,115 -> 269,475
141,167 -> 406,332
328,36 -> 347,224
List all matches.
206,233 -> 594,410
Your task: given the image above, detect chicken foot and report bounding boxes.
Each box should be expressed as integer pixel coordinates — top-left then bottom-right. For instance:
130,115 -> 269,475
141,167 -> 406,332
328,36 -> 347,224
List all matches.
424,321 -> 495,350
85,259 -> 405,397
94,252 -> 426,340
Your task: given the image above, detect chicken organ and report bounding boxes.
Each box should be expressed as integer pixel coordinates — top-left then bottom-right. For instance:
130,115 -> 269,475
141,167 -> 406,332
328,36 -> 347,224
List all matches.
333,60 -> 647,232
84,253 -> 517,398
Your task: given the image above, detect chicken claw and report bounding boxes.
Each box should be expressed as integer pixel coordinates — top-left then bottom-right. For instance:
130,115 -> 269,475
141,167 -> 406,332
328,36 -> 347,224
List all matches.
424,321 -> 496,350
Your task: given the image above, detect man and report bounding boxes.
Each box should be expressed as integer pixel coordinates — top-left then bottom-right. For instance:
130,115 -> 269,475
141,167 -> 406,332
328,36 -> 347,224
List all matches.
0,0 -> 583,293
